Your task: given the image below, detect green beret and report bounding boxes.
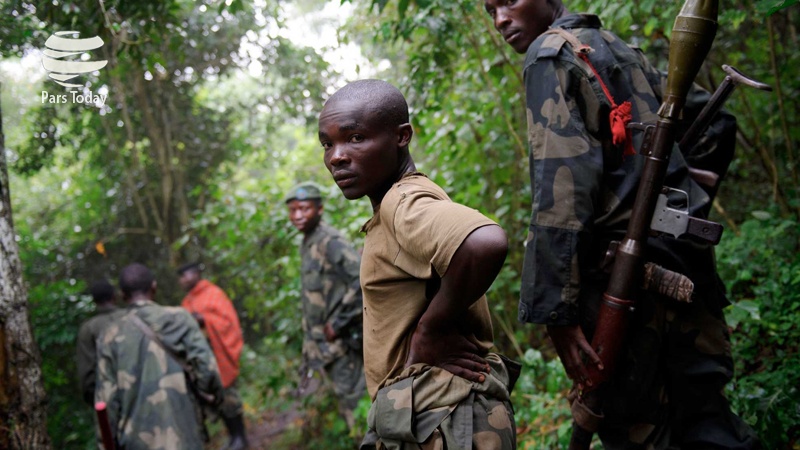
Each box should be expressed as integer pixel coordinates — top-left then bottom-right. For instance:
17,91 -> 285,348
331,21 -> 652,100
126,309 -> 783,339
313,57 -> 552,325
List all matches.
285,182 -> 323,203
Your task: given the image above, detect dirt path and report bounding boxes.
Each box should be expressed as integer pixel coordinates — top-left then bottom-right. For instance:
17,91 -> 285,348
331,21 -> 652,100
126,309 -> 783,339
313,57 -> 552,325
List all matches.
245,404 -> 304,449
207,400 -> 304,450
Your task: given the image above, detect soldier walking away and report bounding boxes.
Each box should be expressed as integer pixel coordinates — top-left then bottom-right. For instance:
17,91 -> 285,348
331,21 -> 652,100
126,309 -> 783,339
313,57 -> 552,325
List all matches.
483,0 -> 760,448
285,181 -> 367,429
95,263 -> 224,450
178,262 -> 249,450
320,79 -> 520,450
76,279 -> 126,406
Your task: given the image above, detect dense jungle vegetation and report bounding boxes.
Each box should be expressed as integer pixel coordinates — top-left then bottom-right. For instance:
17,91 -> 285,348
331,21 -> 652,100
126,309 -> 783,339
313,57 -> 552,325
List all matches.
1,0 -> 798,448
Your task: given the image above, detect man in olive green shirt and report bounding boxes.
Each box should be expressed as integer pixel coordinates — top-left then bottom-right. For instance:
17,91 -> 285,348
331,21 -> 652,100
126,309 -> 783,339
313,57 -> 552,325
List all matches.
76,279 -> 125,405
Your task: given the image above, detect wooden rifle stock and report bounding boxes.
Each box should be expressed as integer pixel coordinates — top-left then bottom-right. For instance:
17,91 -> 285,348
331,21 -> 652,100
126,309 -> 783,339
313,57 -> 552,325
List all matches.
95,401 -> 116,450
569,1 -> 720,447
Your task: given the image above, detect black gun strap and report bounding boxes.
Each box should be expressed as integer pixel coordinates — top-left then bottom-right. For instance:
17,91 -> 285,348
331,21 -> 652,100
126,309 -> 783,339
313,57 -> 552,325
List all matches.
125,311 -> 217,406
126,311 -> 194,374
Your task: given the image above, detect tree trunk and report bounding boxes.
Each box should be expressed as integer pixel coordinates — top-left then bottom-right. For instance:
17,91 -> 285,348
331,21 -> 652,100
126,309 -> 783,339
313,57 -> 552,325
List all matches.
0,84 -> 51,449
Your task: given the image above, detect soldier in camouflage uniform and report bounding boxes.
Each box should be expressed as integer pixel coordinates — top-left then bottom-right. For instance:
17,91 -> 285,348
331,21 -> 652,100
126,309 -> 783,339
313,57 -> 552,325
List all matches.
484,0 -> 760,448
77,280 -> 126,406
95,263 -> 223,450
286,182 -> 366,428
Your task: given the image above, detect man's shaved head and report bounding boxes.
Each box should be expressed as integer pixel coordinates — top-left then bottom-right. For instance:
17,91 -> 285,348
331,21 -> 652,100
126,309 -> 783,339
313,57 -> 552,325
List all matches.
324,79 -> 409,128
119,263 -> 155,297
90,280 -> 116,304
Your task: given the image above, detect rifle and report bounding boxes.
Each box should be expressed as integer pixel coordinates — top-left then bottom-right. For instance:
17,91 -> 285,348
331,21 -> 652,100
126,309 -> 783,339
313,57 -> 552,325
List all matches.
95,401 -> 116,450
568,0 -> 771,448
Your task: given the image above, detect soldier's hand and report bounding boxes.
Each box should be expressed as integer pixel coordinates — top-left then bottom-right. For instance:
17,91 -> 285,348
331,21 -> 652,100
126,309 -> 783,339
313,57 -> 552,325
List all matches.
324,322 -> 337,342
547,324 -> 603,390
405,321 -> 490,384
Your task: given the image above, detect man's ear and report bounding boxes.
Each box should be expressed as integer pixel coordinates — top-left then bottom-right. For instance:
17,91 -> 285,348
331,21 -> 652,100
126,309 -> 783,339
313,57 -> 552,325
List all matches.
150,280 -> 158,295
398,123 -> 413,147
318,203 -> 324,215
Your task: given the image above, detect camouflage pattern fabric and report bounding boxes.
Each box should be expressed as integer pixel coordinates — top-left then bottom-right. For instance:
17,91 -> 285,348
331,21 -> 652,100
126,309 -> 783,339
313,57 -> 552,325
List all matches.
519,13 -> 759,449
76,304 -> 126,406
95,300 -> 224,450
361,353 -> 516,450
219,383 -> 244,419
204,383 -> 244,422
327,346 -> 366,412
300,221 -> 366,408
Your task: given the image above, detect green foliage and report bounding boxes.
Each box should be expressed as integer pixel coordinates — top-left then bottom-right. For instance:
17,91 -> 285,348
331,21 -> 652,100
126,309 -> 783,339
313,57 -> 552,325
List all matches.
512,349 -> 574,449
28,280 -> 98,450
718,213 -> 800,446
757,0 -> 800,15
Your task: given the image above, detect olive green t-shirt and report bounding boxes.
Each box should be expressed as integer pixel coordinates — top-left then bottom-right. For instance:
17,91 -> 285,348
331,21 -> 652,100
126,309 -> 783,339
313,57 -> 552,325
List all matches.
360,173 -> 496,397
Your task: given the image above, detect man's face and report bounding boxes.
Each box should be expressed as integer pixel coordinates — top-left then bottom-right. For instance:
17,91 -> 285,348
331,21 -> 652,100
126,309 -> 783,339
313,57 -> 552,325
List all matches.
287,199 -> 323,233
178,270 -> 200,292
319,100 -> 405,202
484,0 -> 556,54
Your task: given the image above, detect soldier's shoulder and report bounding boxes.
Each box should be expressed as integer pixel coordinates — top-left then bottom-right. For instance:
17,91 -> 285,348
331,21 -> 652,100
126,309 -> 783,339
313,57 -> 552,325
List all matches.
318,222 -> 344,239
524,31 -> 575,69
382,174 -> 448,217
133,304 -> 192,328
160,305 -> 194,320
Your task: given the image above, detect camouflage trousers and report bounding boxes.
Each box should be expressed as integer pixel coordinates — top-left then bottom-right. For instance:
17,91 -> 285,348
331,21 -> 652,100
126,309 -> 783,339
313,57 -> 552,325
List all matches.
577,284 -> 760,450
361,353 -> 517,450
326,346 -> 367,413
204,382 -> 244,421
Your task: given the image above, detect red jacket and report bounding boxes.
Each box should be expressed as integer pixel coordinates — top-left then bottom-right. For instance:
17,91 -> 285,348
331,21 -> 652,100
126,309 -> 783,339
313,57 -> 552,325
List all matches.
182,280 -> 243,387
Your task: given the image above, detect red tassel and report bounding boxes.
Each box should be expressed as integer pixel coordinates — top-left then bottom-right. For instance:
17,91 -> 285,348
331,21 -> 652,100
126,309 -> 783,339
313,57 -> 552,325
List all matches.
610,101 -> 635,156
578,53 -> 636,157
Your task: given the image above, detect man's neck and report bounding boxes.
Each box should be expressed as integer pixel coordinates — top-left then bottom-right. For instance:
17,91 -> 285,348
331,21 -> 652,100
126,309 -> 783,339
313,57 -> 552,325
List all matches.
187,279 -> 203,292
302,221 -> 321,239
126,293 -> 151,304
369,155 -> 417,209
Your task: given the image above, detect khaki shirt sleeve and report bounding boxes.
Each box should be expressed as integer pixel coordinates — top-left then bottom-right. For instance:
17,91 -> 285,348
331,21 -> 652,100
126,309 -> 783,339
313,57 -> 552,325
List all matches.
387,184 -> 496,278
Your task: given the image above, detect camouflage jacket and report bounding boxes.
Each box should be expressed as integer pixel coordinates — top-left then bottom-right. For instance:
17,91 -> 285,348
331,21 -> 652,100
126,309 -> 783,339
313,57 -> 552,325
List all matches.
76,304 -> 126,406
300,221 -> 363,367
520,14 -> 727,326
95,300 -> 223,450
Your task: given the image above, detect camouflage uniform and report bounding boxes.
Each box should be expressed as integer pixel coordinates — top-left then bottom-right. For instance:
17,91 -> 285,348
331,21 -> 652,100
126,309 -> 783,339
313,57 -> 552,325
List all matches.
77,304 -> 126,405
361,353 -> 516,450
300,221 -> 366,413
95,300 -> 223,450
520,14 -> 759,449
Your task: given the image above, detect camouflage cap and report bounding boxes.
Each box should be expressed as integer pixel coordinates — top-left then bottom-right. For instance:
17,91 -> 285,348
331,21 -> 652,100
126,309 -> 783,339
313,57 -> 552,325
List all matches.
285,182 -> 323,204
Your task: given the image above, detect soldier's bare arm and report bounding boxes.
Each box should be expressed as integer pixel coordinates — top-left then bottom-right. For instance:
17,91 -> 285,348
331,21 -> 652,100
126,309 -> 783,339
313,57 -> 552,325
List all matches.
405,224 -> 508,383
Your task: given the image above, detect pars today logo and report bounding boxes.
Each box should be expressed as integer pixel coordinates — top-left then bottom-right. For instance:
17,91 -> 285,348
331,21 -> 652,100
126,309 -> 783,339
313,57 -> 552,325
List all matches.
41,31 -> 109,107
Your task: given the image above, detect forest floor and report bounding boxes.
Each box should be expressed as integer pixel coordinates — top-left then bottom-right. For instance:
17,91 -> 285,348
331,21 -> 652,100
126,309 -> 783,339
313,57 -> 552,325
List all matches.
209,402 -> 304,450
207,376 -> 358,450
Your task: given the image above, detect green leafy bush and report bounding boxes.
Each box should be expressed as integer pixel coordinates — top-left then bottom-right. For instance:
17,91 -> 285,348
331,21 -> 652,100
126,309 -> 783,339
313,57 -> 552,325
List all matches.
512,348 -> 574,449
718,213 -> 800,447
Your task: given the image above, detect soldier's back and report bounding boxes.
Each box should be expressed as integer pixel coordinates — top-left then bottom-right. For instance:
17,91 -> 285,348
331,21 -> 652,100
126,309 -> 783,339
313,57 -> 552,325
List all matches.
96,301 -> 208,450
